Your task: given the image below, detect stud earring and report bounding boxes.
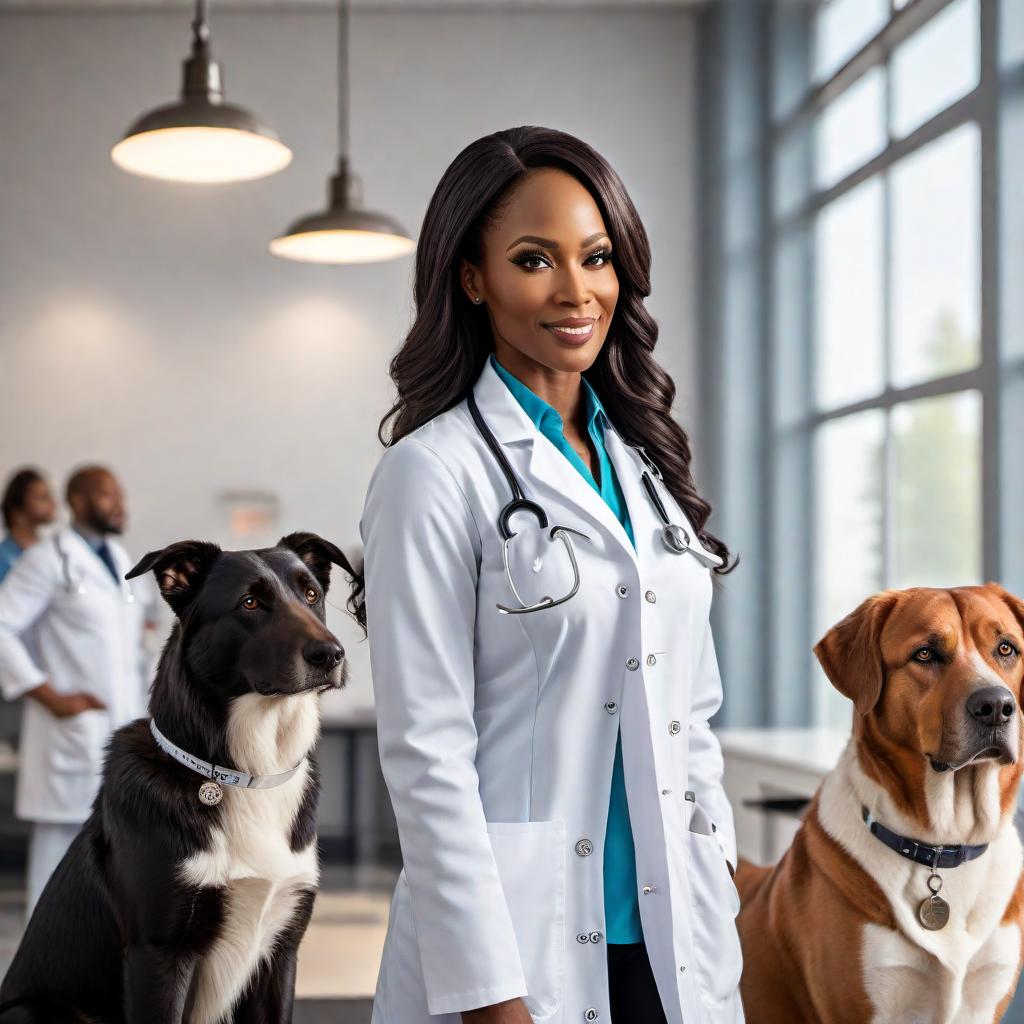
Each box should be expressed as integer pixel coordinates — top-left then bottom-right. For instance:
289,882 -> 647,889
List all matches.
473,296 -> 482,304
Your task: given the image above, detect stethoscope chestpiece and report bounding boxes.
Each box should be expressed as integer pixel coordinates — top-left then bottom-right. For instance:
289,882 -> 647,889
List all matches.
662,523 -> 691,555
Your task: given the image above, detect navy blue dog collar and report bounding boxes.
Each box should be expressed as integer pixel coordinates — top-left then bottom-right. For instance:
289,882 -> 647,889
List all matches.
861,805 -> 988,869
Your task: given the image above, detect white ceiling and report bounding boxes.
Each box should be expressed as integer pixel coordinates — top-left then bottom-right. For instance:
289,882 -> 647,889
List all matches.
0,0 -> 708,8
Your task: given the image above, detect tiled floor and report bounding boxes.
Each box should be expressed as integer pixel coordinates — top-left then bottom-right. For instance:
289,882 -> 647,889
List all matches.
0,862 -> 398,1020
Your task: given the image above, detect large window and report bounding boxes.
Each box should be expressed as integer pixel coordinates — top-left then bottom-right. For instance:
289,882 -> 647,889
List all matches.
771,0 -> 988,727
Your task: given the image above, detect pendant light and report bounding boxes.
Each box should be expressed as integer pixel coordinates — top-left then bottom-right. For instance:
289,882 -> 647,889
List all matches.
270,0 -> 415,264
111,0 -> 292,184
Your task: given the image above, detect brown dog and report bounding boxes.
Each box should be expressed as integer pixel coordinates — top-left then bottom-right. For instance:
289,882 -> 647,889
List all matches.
735,583 -> 1024,1023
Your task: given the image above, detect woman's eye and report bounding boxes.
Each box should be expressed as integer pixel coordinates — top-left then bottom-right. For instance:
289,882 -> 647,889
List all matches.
241,594 -> 259,610
305,587 -> 320,604
514,252 -> 549,270
586,249 -> 613,266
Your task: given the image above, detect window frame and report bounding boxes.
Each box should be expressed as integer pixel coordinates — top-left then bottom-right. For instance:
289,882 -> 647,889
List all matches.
766,0 -> 999,728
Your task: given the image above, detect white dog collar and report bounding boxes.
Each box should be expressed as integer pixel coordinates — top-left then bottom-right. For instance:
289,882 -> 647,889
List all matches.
149,718 -> 306,806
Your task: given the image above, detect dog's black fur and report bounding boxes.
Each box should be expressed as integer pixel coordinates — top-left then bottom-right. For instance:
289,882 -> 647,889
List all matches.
0,531 -> 362,1024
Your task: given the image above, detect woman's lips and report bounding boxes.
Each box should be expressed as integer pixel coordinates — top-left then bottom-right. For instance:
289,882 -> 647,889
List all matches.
543,320 -> 596,345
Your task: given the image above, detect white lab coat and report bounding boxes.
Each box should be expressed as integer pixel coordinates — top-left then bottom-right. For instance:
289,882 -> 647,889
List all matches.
0,527 -> 151,823
360,359 -> 744,1024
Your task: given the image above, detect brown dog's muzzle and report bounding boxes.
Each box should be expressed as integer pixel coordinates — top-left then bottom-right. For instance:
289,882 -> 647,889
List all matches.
931,683 -> 1020,772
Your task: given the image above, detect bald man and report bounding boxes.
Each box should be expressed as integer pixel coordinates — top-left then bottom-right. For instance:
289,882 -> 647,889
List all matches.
0,465 -> 157,919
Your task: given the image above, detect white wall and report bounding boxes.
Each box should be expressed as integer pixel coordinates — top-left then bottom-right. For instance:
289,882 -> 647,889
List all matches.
0,3 -> 699,711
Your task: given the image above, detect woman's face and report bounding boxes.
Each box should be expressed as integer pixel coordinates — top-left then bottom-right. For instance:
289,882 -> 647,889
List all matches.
462,167 -> 619,375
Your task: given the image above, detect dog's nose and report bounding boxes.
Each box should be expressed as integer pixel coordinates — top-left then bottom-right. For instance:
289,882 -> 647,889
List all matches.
966,685 -> 1016,727
303,639 -> 345,668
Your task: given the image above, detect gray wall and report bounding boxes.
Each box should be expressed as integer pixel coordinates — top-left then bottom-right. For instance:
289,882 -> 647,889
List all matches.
0,4 -> 700,716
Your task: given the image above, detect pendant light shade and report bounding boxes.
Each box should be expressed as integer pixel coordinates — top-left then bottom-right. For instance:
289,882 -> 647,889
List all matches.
270,158 -> 415,264
112,1 -> 291,184
270,0 -> 414,264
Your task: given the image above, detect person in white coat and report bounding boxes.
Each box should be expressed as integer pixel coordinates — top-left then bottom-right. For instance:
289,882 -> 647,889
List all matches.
0,465 -> 155,919
359,126 -> 745,1024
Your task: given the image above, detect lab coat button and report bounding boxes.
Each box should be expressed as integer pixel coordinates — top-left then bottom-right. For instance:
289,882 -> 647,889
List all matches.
604,700 -> 618,714
589,931 -> 603,943
645,590 -> 657,603
626,657 -> 639,671
661,788 -> 672,795
668,720 -> 681,735
577,932 -> 591,944
575,838 -> 594,857
616,584 -> 629,599
642,885 -> 653,895
680,965 -> 687,973
646,654 -> 657,666
585,1010 -> 599,1022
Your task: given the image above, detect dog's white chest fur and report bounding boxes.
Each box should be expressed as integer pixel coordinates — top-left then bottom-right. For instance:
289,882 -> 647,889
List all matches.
177,694 -> 322,1024
819,743 -> 1023,1024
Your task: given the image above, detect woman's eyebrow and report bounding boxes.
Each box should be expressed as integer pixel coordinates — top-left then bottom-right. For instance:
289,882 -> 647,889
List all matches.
506,231 -> 610,252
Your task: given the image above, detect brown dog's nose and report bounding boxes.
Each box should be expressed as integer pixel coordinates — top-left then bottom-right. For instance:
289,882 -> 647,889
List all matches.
966,686 -> 1016,727
303,639 -> 345,668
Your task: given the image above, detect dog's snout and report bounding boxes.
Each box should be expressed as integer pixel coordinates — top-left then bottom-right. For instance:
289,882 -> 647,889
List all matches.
303,638 -> 344,669
966,685 -> 1016,727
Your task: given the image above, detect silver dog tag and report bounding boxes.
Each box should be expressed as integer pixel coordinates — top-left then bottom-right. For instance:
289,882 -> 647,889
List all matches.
918,895 -> 950,930
198,780 -> 223,806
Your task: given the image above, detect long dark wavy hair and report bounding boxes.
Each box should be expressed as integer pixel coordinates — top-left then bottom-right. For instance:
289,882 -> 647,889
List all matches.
375,125 -> 737,581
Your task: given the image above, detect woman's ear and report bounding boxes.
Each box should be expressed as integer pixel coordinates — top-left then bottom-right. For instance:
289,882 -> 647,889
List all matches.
459,257 -> 484,305
813,590 -> 901,717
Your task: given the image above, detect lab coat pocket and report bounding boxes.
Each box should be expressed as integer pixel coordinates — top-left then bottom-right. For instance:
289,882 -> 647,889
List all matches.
48,709 -> 107,774
686,801 -> 742,1007
486,819 -> 566,1021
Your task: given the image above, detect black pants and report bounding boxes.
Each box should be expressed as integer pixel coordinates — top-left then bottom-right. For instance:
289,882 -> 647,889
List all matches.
607,942 -> 668,1023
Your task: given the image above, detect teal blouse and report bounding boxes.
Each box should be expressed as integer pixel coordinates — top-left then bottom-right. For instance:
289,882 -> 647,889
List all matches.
488,353 -> 644,944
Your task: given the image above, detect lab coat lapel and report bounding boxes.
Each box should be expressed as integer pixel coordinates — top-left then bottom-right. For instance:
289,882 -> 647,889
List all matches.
64,527 -> 119,593
472,359 -> 638,565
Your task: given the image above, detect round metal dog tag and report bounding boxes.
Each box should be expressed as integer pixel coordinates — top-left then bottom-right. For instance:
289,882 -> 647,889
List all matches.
198,780 -> 223,806
918,895 -> 950,931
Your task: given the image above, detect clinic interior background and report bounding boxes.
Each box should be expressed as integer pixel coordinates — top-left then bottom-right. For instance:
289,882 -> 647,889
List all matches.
1,0 -> 1024,1008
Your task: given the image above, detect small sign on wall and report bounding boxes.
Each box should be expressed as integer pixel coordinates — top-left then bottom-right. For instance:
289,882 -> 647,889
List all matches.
218,490 -> 280,549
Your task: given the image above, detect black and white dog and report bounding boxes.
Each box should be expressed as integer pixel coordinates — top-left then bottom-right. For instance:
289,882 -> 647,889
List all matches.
0,531 -> 363,1024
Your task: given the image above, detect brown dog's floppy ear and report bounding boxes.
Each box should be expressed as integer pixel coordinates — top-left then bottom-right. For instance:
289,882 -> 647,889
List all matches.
985,581 -> 1024,633
125,540 -> 222,617
277,532 -> 359,594
813,590 -> 901,717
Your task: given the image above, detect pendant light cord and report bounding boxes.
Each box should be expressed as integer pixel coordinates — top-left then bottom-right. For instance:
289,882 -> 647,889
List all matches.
192,0 -> 210,48
338,0 -> 350,162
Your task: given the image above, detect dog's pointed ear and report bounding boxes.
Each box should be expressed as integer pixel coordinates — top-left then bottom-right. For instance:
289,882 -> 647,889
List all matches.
277,532 -> 359,594
125,540 -> 222,616
813,590 -> 901,717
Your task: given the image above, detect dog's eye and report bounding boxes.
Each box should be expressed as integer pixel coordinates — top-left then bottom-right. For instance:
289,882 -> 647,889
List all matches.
240,594 -> 259,611
305,587 -> 320,604
998,640 -> 1018,658
913,647 -> 934,663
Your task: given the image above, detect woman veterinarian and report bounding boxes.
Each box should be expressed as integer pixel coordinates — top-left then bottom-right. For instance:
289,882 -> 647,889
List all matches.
359,126 -> 744,1024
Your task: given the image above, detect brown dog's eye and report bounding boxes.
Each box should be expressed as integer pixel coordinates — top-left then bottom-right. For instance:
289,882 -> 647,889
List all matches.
241,594 -> 259,610
913,648 -> 933,663
305,588 -> 319,604
998,640 -> 1017,657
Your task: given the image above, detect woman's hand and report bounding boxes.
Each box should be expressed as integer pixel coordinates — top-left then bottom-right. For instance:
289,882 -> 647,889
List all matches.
462,997 -> 534,1023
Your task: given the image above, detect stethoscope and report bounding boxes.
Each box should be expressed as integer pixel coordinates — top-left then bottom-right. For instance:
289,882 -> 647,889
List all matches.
54,533 -> 135,603
467,391 -> 705,616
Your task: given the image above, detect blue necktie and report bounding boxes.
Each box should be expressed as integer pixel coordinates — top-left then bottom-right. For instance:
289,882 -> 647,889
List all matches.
95,541 -> 120,584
